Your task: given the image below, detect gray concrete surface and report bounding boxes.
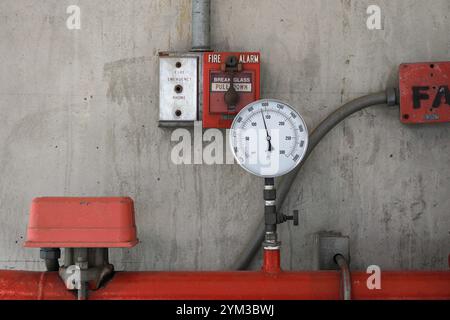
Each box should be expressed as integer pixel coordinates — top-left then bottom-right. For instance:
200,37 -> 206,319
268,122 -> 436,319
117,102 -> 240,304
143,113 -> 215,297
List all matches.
0,0 -> 449,272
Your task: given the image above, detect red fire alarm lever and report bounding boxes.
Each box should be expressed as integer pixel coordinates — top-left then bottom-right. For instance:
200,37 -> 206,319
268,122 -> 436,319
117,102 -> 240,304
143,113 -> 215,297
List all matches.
223,56 -> 241,112
224,75 -> 239,112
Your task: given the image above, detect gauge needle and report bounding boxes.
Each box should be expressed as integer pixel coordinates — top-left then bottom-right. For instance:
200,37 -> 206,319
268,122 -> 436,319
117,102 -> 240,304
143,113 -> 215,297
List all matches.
261,110 -> 272,152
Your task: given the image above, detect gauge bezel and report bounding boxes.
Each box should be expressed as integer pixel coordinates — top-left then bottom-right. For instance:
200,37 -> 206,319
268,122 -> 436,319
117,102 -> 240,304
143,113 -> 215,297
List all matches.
229,99 -> 309,178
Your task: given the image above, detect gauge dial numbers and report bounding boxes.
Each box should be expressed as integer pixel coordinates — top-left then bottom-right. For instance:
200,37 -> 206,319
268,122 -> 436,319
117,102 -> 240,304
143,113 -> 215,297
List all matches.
229,99 -> 309,177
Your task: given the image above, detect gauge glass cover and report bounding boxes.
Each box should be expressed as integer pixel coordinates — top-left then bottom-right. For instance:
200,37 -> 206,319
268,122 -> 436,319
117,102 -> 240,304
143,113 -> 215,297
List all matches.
230,99 -> 309,177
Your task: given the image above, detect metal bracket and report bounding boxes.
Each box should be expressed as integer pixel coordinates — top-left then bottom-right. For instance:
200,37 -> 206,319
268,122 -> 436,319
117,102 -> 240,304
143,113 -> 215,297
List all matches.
314,232 -> 350,270
58,248 -> 114,300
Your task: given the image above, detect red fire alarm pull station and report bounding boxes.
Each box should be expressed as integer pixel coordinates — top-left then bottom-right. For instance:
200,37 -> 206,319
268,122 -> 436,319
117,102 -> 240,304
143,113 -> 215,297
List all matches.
399,61 -> 450,124
203,52 -> 260,128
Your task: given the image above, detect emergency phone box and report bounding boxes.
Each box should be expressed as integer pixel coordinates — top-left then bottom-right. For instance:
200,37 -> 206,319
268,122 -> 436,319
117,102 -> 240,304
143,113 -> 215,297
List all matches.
203,52 -> 260,128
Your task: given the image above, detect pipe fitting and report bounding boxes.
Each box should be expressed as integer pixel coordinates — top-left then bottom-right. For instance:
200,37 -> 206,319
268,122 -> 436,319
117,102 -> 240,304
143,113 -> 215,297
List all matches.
40,248 -> 60,272
40,248 -> 60,260
387,87 -> 399,106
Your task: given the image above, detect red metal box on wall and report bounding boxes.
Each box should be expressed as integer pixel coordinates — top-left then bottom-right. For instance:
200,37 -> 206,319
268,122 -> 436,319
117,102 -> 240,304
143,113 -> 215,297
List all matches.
399,61 -> 450,124
203,52 -> 260,128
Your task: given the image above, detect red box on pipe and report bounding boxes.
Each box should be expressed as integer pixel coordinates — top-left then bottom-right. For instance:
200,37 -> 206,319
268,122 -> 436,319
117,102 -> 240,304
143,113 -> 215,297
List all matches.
24,197 -> 138,248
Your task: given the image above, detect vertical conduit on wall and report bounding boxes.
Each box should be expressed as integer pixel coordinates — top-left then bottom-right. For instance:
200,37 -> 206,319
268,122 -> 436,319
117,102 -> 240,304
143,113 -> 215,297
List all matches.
191,0 -> 211,51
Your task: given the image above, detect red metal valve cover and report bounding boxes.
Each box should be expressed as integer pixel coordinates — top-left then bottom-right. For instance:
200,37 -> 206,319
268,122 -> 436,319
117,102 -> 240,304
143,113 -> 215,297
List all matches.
203,52 -> 260,128
24,197 -> 138,248
399,61 -> 450,124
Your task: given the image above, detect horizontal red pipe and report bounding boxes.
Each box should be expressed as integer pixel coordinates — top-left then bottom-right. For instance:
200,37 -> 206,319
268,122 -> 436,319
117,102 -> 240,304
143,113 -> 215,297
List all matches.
0,271 -> 74,300
0,270 -> 449,300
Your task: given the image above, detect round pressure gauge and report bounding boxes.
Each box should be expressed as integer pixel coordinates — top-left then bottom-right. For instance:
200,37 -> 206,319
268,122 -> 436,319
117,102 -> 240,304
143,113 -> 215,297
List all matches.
230,99 -> 309,177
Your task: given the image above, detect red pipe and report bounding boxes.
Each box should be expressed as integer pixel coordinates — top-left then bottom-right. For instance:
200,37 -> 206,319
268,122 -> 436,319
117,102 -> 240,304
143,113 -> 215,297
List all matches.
0,270 -> 449,300
262,249 -> 281,273
0,271 -> 74,300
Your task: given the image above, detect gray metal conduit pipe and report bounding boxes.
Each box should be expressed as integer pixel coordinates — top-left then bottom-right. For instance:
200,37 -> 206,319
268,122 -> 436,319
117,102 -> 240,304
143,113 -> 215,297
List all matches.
191,0 -> 211,51
232,89 -> 398,270
334,254 -> 352,300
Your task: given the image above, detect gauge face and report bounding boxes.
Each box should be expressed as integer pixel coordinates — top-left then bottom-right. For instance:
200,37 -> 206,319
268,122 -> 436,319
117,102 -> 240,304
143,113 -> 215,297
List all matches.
229,99 -> 309,177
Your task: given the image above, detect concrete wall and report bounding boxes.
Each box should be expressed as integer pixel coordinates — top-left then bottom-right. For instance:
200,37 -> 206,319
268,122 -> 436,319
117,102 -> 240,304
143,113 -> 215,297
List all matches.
0,0 -> 449,272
